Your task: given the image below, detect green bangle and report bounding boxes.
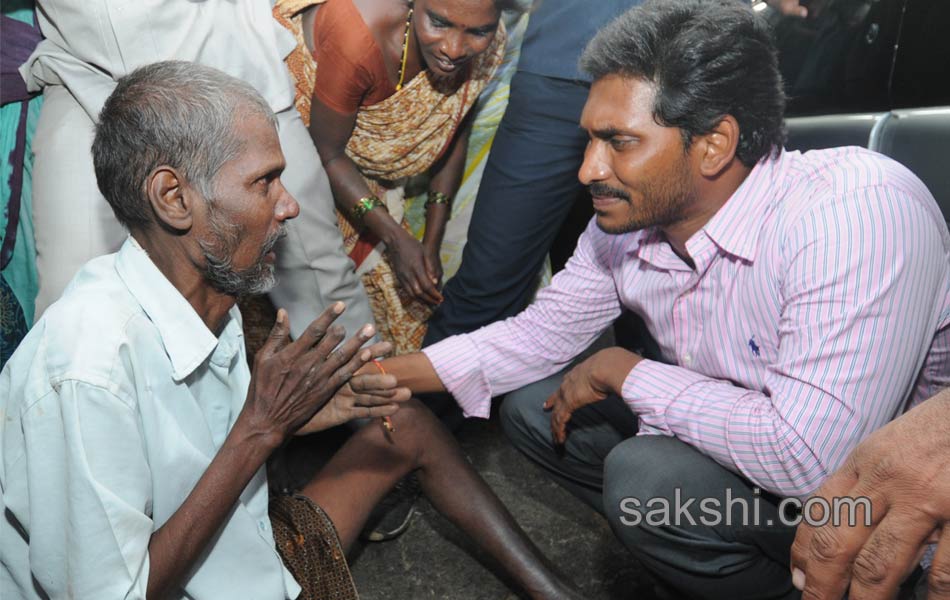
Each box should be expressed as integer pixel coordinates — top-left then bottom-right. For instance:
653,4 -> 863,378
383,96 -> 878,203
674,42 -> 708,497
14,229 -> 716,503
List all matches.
351,195 -> 386,221
425,191 -> 451,209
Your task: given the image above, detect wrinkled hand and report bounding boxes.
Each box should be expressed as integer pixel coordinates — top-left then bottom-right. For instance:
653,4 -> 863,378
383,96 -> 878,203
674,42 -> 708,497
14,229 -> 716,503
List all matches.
240,303 -> 376,446
386,228 -> 443,305
790,391 -> 950,599
296,341 -> 412,434
545,348 -> 640,445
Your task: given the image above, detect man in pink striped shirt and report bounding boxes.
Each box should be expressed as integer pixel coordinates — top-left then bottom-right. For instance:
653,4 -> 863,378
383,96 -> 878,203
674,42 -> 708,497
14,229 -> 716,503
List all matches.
375,0 -> 950,597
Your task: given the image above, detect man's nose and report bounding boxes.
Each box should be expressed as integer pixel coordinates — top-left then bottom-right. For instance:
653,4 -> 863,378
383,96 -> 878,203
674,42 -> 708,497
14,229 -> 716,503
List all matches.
578,141 -> 609,185
275,182 -> 300,221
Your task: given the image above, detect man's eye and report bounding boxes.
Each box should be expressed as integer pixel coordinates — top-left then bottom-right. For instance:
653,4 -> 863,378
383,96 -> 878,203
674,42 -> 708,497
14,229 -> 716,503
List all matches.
610,138 -> 634,150
430,16 -> 449,28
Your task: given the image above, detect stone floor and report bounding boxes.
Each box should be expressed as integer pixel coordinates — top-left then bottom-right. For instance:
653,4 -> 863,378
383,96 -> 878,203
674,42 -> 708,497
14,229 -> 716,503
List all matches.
342,413 -> 657,600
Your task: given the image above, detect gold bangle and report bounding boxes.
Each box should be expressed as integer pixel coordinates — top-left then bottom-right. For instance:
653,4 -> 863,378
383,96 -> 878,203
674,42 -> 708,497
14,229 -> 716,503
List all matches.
425,191 -> 451,209
350,195 -> 386,221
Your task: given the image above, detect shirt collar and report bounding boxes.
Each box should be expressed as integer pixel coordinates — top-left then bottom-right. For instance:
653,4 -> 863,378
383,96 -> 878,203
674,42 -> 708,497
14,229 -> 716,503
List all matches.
699,149 -> 788,263
633,228 -> 691,272
114,237 -> 243,381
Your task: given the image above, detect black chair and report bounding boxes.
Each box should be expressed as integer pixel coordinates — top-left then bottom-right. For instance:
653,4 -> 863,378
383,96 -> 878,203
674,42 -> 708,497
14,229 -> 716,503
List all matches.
874,108 -> 950,225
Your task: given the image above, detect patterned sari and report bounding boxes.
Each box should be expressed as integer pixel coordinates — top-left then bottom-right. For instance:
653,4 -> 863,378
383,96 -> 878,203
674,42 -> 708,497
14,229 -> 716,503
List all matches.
274,0 -> 506,353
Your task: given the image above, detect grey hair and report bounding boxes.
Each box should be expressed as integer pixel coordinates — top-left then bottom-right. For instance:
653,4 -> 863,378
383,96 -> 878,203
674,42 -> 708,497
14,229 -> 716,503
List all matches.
92,60 -> 277,230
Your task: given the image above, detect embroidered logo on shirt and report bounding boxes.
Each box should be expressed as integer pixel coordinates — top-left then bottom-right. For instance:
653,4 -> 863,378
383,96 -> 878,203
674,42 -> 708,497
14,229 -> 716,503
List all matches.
748,336 -> 761,357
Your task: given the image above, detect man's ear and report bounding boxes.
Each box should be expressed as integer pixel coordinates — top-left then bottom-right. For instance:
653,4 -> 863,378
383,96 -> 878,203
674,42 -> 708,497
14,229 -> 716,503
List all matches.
695,115 -> 740,178
146,166 -> 194,231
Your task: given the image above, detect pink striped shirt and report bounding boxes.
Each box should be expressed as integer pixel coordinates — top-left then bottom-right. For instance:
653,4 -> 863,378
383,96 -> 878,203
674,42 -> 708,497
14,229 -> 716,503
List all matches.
424,147 -> 950,497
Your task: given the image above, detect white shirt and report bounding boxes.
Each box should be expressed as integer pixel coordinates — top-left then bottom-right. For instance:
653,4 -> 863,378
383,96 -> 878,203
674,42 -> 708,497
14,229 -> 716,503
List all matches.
19,0 -> 298,119
1,238 -> 301,599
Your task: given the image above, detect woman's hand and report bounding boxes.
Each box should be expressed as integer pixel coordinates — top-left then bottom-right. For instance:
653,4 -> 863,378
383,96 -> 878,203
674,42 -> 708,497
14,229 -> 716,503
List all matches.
386,227 -> 443,305
422,239 -> 444,295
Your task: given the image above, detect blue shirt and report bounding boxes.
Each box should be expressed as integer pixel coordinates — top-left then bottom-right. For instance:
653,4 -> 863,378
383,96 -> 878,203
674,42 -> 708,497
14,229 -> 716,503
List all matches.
517,0 -> 642,81
0,238 -> 301,599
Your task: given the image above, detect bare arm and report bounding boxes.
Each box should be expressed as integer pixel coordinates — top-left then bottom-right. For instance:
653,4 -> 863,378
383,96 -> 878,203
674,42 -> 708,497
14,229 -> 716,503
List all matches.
145,306 -> 375,598
364,352 -> 446,395
309,99 -> 442,304
420,114 -> 474,292
145,425 -> 275,599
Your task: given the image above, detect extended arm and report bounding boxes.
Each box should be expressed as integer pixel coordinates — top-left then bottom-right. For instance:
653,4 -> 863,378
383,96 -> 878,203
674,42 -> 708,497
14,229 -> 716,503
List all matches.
420,113 -> 475,291
309,99 -> 442,304
376,223 -> 625,418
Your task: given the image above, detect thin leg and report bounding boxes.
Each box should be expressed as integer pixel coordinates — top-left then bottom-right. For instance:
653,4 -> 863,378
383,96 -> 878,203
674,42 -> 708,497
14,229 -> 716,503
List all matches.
299,399 -> 582,600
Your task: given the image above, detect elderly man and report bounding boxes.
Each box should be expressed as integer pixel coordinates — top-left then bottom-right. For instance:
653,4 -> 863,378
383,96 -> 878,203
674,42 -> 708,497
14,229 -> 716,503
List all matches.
0,61 -> 581,600
368,0 -> 950,597
22,0 -> 375,341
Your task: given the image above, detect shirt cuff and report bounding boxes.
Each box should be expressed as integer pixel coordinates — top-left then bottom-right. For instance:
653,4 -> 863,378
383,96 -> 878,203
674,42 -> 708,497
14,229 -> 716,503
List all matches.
621,359 -> 709,434
421,336 -> 494,419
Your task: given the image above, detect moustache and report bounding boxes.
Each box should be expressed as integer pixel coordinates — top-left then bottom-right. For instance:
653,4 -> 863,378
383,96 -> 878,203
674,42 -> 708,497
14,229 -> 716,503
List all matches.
588,183 -> 631,202
260,226 -> 287,256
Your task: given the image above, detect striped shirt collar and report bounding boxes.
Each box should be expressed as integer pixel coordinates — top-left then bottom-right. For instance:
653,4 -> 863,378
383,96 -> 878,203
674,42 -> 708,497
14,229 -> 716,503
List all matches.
632,149 -> 787,270
701,149 -> 788,263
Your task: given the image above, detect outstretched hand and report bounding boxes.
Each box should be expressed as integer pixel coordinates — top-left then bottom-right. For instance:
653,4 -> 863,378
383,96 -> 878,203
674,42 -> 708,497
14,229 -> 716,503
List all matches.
296,341 -> 412,434
239,303 -> 376,447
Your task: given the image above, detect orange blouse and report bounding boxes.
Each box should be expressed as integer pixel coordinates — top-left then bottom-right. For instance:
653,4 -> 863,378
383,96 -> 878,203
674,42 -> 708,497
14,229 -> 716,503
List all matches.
311,0 -> 398,113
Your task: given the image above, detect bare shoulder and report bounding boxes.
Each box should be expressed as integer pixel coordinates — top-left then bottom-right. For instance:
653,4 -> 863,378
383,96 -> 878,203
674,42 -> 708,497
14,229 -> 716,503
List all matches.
351,0 -> 411,36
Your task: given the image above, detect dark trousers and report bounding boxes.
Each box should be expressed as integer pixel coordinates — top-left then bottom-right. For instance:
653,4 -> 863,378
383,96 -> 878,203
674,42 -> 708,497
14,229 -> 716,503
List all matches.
420,72 -> 592,428
423,72 -> 592,347
500,373 -> 802,600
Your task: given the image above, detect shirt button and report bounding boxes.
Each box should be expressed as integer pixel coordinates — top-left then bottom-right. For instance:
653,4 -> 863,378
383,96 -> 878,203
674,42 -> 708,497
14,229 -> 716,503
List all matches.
682,353 -> 693,366
259,520 -> 267,531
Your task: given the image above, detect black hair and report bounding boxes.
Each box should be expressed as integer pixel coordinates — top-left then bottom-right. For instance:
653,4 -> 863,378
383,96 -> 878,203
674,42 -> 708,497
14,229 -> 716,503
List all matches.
580,0 -> 786,166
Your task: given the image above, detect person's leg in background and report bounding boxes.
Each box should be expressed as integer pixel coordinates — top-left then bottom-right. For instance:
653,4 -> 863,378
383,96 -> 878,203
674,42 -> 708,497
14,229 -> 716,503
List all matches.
420,73 -> 591,427
602,436 -> 801,600
31,84 -> 125,317
270,107 -> 377,341
423,72 -> 591,347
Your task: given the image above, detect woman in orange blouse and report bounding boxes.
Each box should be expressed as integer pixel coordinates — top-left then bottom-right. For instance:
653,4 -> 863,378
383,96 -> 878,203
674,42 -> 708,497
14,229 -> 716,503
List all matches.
275,0 -> 514,354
